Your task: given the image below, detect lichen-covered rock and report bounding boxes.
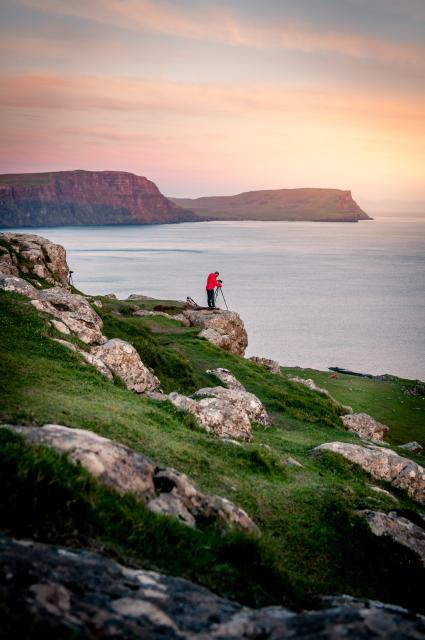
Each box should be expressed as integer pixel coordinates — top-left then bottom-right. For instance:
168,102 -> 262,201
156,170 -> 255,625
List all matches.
207,367 -> 246,391
91,338 -> 160,392
0,274 -> 39,297
342,413 -> 389,441
168,392 -> 252,441
0,232 -> 69,286
193,386 -> 270,427
182,308 -> 248,356
2,536 -> 425,640
313,442 -> 425,504
360,510 -> 425,566
0,424 -> 256,532
38,287 -> 105,344
248,356 -> 281,374
52,339 -> 113,380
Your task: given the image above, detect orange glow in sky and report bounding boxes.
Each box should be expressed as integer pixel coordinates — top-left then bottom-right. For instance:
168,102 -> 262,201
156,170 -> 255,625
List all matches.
1,0 -> 424,212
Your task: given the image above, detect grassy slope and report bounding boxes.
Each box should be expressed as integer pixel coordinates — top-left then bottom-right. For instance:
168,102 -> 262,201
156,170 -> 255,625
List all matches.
283,367 -> 425,447
0,292 -> 424,613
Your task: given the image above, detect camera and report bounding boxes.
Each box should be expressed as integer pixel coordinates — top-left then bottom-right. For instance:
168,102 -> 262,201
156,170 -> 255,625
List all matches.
218,279 -> 223,284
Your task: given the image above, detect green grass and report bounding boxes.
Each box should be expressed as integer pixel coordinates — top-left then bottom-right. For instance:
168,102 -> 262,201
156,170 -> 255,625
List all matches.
283,367 -> 425,447
1,291 -> 424,613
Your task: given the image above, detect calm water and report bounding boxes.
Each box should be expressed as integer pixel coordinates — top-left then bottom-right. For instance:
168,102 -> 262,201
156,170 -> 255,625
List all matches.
11,218 -> 425,380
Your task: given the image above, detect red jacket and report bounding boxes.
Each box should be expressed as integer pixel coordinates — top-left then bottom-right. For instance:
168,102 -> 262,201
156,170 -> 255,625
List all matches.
206,273 -> 221,290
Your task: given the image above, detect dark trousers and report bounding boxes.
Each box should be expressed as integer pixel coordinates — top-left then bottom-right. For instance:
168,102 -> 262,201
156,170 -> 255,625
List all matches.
207,289 -> 216,307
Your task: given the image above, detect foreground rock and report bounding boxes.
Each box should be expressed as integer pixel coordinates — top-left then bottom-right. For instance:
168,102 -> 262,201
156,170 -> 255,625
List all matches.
360,510 -> 425,566
0,232 -> 69,286
91,339 -> 160,392
182,308 -> 248,356
193,386 -> 270,427
1,536 -> 424,639
314,442 -> 425,504
168,392 -> 252,441
0,424 -> 256,531
342,413 -> 389,441
248,356 -> 281,374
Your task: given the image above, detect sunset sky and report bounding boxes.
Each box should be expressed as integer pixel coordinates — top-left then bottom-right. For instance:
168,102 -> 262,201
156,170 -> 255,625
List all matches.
1,0 -> 424,212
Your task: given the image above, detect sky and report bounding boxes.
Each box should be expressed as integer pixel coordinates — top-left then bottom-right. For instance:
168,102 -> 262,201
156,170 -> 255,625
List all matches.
0,0 -> 424,212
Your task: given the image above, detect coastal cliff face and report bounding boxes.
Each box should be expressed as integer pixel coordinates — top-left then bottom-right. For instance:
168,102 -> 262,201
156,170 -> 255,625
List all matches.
0,170 -> 196,227
172,188 -> 371,222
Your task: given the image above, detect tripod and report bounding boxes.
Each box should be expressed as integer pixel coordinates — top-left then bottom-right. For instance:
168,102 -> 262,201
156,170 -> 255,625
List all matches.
214,287 -> 229,310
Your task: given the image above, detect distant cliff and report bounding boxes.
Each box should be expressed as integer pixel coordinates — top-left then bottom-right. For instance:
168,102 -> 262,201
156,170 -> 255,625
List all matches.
0,170 -> 196,227
171,188 -> 372,222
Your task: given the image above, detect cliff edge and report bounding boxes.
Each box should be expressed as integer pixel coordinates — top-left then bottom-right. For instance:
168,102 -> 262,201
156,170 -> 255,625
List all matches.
0,170 -> 196,227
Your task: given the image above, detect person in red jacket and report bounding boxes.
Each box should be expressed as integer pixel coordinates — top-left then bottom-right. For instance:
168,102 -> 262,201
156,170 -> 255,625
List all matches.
206,271 -> 222,308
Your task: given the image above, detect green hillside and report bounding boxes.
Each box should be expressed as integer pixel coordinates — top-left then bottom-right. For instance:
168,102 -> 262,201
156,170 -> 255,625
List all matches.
1,289 -> 423,615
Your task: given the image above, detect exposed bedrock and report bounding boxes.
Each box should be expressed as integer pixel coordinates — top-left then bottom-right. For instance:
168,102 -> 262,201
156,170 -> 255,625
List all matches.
0,232 -> 69,286
1,536 -> 424,639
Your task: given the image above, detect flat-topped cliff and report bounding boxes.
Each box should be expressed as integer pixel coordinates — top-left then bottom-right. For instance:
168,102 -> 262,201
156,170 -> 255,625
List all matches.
172,188 -> 371,222
0,170 -> 196,227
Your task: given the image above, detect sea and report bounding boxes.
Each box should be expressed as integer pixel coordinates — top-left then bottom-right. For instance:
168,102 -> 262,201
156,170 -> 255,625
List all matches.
9,216 -> 425,381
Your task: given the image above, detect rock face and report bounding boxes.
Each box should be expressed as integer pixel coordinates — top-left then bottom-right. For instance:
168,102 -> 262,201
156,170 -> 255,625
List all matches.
342,413 -> 389,441
2,536 -> 424,640
182,309 -> 248,356
0,424 -> 256,532
0,232 -> 69,285
314,442 -> 425,504
248,356 -> 281,374
91,339 -> 160,392
172,188 -> 371,222
360,510 -> 425,566
0,170 -> 197,227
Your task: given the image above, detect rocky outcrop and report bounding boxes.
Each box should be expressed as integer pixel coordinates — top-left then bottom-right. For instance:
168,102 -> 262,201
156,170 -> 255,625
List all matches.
248,356 -> 281,374
314,442 -> 425,504
0,274 -> 105,344
182,309 -> 248,356
342,413 -> 389,441
289,376 -> 353,415
52,339 -> 113,380
0,424 -> 256,532
2,536 -> 424,639
360,510 -> 425,567
91,339 -> 160,393
0,170 -> 197,227
0,232 -> 69,286
35,287 -> 105,344
193,387 -> 270,427
168,392 -> 252,441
